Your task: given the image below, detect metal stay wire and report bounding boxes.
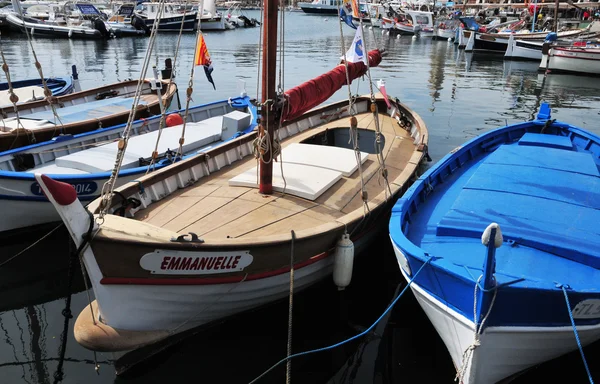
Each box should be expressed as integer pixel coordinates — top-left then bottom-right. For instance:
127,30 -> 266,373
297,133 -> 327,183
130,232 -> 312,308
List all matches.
98,0 -> 168,221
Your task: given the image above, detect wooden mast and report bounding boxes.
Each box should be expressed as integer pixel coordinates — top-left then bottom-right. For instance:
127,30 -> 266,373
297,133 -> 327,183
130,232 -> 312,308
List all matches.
259,0 -> 278,195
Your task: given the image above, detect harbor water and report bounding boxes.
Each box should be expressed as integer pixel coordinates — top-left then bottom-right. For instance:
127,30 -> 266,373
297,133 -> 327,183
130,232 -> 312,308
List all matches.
0,11 -> 599,383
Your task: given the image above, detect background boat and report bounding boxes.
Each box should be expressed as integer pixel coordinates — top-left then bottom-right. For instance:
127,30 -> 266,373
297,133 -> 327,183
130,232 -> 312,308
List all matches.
0,72 -> 76,108
0,96 -> 256,235
0,76 -> 177,151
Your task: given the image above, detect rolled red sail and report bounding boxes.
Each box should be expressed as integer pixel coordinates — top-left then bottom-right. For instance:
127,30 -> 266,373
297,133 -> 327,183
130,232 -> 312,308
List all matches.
282,49 -> 383,122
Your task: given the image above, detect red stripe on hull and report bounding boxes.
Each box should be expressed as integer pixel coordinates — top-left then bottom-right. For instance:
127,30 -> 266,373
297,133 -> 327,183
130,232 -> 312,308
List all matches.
552,53 -> 600,62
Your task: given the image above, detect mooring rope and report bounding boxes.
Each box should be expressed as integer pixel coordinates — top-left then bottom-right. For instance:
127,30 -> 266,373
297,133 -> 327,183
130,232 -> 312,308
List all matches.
248,257 -> 433,384
455,275 -> 498,383
285,230 -> 296,384
53,209 -> 96,383
0,223 -> 63,268
561,284 -> 595,384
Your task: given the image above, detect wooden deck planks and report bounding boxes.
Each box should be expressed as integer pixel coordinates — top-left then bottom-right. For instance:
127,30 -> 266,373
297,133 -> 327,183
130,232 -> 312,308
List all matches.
139,112 -> 418,239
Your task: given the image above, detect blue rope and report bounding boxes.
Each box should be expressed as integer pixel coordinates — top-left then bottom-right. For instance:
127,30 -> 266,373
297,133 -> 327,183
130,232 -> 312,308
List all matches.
561,286 -> 595,384
247,257 -> 433,384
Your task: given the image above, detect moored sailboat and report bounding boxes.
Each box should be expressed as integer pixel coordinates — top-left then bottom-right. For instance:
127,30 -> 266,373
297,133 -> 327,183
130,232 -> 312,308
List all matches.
37,0 -> 429,371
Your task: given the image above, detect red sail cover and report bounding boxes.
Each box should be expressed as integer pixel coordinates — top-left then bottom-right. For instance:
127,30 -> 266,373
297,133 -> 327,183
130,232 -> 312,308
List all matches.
282,49 -> 383,122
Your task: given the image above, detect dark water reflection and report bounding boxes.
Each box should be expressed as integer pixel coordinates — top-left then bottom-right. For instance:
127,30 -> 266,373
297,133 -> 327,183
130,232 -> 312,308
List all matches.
1,10 -> 600,384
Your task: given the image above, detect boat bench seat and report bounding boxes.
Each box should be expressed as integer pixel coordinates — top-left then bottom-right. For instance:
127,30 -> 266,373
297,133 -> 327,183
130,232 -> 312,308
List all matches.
435,141 -> 600,269
54,117 -> 225,173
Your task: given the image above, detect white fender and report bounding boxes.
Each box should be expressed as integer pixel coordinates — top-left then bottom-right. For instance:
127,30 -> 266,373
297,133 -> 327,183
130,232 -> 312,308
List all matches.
465,31 -> 475,52
333,233 -> 354,290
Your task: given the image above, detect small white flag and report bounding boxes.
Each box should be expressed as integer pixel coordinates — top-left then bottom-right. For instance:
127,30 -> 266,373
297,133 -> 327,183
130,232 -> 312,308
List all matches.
343,27 -> 368,64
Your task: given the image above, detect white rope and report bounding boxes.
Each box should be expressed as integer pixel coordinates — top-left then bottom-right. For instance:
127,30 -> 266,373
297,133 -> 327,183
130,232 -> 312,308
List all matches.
145,0 -> 193,173
98,0 -> 168,221
0,48 -> 32,149
14,6 -> 66,139
455,275 -> 498,383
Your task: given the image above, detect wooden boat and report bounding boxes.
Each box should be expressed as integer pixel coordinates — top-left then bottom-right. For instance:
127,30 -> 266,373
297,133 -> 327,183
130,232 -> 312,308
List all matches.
37,31 -> 429,369
0,76 -> 177,151
540,43 -> 600,76
0,74 -> 75,108
389,103 -> 600,384
0,96 -> 255,235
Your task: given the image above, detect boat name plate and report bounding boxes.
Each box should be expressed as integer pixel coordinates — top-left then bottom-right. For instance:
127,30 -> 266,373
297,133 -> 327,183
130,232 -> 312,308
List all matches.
140,249 -> 253,275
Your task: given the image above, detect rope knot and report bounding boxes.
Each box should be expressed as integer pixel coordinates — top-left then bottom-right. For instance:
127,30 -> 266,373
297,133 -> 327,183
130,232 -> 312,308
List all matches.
62,308 -> 73,319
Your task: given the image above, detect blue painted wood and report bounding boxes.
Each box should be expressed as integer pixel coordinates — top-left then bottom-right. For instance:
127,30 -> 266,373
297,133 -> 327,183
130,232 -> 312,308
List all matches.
518,132 -> 574,150
389,103 -> 600,328
0,77 -> 73,97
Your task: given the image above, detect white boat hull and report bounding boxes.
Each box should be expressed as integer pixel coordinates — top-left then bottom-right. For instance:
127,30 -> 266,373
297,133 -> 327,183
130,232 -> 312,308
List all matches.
505,38 -> 543,61
435,28 -> 455,40
199,17 -> 226,30
86,251 -> 334,332
0,174 -> 136,233
395,243 -> 600,384
542,47 -> 600,75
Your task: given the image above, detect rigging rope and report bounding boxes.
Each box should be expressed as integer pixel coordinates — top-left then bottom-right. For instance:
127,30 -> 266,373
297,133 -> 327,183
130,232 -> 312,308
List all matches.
0,47 -> 34,148
98,0 -> 168,222
14,7 -> 66,139
358,14 -> 392,200
145,0 -> 193,173
337,1 -> 369,216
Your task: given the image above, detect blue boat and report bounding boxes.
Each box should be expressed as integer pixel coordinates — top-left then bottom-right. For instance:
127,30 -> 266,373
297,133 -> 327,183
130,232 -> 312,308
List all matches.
0,75 -> 75,107
389,103 -> 600,384
0,95 -> 256,236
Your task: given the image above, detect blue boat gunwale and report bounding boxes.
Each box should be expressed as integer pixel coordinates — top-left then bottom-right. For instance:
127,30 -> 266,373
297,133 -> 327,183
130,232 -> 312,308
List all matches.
390,112 -> 600,268
0,76 -> 73,96
0,96 -> 256,182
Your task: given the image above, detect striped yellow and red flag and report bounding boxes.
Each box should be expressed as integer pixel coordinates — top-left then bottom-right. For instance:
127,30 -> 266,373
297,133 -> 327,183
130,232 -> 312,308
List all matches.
194,33 -> 211,67
194,33 -> 216,90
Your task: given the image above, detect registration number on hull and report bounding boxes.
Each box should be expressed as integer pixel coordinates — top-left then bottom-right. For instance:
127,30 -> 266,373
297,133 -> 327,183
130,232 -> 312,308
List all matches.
572,299 -> 600,319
